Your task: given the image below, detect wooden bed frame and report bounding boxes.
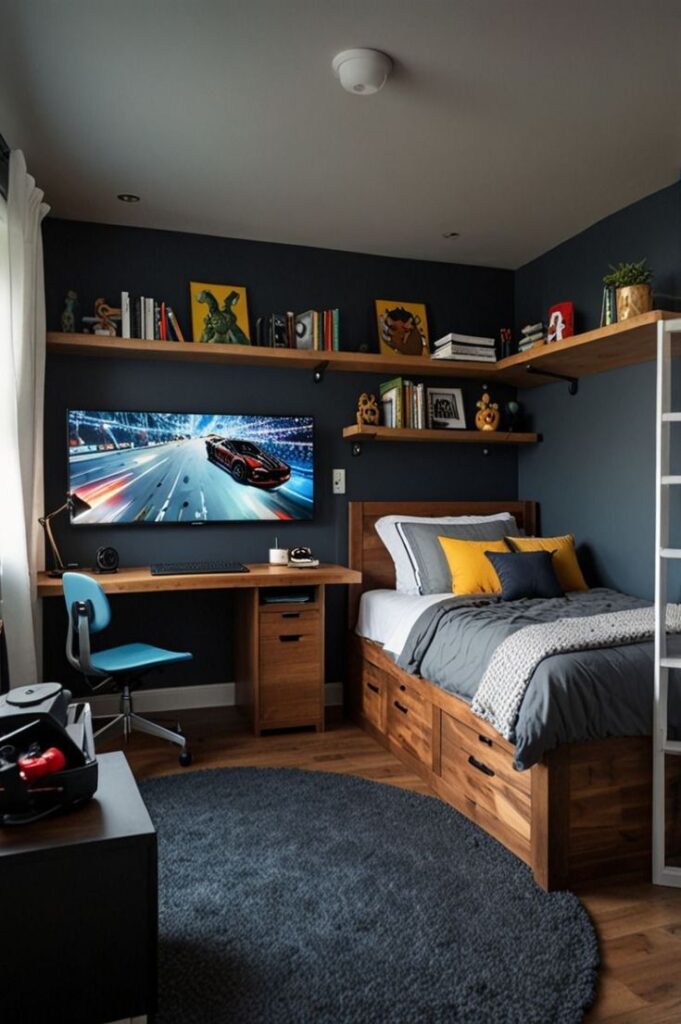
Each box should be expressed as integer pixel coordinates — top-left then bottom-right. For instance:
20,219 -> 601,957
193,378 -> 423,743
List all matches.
347,500 -> 681,891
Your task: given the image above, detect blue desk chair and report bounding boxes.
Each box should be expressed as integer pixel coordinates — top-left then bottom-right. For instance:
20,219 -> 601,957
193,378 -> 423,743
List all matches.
63,572 -> 193,766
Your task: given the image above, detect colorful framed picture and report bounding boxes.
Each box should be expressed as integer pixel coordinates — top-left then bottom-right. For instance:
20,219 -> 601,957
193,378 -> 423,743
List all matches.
427,387 -> 466,429
547,301 -> 574,343
190,282 -> 251,344
375,300 -> 429,357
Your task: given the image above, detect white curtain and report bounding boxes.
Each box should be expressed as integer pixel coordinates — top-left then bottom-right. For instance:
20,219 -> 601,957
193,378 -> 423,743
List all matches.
0,151 -> 50,685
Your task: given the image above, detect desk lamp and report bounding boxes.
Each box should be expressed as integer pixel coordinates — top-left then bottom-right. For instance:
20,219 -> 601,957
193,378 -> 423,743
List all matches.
38,493 -> 91,578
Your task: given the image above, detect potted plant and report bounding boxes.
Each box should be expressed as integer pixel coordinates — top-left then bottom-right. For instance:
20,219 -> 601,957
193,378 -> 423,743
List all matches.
602,259 -> 653,321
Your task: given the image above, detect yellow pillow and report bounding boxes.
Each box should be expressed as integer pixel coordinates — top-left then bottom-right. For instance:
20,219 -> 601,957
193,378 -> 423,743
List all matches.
506,535 -> 588,592
437,537 -> 509,595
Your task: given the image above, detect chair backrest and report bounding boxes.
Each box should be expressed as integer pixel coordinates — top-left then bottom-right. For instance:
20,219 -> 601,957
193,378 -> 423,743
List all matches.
63,572 -> 111,633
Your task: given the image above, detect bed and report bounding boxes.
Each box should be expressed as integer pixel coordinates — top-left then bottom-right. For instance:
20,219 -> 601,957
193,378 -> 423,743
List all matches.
348,500 -> 681,891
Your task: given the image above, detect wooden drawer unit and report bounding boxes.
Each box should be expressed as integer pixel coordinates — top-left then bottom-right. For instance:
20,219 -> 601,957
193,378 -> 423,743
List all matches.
236,587 -> 328,735
387,677 -> 432,765
440,710 -> 531,843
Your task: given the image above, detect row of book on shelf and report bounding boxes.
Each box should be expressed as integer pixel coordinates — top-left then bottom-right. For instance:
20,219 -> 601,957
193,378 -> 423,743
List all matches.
254,309 -> 340,350
120,292 -> 186,342
379,377 -> 442,430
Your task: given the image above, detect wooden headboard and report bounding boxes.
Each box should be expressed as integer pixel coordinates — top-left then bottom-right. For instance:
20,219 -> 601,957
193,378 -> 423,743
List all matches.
347,500 -> 538,621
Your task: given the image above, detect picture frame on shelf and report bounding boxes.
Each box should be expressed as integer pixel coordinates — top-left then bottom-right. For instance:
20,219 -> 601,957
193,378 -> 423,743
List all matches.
427,386 -> 466,429
190,281 -> 251,344
375,300 -> 429,357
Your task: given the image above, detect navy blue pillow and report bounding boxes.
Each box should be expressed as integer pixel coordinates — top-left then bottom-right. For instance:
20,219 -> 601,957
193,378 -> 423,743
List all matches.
485,549 -> 563,601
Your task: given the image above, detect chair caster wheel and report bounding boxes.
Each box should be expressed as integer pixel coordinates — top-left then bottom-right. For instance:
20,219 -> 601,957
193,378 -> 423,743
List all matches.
179,750 -> 192,767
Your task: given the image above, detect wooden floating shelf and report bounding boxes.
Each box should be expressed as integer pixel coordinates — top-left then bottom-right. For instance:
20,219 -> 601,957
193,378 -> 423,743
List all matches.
46,310 -> 681,388
342,425 -> 540,445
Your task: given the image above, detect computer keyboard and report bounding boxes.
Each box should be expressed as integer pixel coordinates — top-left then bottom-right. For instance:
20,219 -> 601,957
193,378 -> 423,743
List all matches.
150,560 -> 249,576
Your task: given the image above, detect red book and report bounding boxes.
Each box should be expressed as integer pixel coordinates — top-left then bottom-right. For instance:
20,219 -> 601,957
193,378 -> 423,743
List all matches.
324,309 -> 331,351
160,302 -> 168,341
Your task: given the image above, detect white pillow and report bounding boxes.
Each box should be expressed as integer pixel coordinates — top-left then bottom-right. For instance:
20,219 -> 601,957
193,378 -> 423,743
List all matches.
374,513 -> 519,594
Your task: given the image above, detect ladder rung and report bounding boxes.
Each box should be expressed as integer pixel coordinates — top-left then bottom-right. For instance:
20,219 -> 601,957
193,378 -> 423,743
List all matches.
660,548 -> 681,558
661,318 -> 681,335
663,741 -> 681,755
660,657 -> 681,668
663,413 -> 681,422
661,476 -> 681,485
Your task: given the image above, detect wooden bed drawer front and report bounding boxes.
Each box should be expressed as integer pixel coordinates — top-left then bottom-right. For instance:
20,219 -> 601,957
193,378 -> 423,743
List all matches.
440,713 -> 531,841
389,677 -> 430,730
443,712 -> 530,795
260,608 -> 320,637
388,690 -> 432,764
362,663 -> 386,732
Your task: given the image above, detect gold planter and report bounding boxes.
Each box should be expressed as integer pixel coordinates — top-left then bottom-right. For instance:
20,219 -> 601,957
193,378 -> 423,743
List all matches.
616,283 -> 653,321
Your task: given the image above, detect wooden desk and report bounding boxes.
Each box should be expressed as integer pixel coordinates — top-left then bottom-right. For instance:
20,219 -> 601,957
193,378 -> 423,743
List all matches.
0,752 -> 157,1024
37,562 -> 360,596
38,563 -> 361,734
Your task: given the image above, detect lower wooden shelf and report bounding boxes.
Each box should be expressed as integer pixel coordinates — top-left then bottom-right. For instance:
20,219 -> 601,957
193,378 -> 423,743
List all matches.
342,425 -> 540,445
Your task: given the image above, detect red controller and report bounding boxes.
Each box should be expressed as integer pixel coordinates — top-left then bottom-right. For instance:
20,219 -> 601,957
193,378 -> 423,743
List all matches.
18,747 -> 66,782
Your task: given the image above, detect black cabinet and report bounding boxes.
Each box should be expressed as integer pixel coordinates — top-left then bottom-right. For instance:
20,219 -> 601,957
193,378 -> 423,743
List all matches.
0,752 -> 157,1024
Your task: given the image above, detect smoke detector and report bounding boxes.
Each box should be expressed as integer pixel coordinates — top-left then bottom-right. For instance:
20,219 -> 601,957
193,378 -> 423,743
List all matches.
332,48 -> 392,95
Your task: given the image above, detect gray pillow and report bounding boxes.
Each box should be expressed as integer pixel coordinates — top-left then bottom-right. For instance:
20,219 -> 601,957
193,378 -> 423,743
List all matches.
396,517 -> 520,595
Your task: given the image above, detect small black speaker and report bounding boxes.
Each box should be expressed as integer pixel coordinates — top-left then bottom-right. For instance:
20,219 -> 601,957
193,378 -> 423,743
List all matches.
95,546 -> 119,574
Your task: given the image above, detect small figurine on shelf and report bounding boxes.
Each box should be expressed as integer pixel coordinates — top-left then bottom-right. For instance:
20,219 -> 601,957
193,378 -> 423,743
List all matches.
475,391 -> 500,432
356,392 -> 380,427
505,400 -> 523,432
61,290 -> 78,333
82,297 -> 122,337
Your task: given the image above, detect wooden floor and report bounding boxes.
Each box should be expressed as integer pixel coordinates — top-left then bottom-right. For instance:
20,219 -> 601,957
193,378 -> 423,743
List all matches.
108,711 -> 681,1024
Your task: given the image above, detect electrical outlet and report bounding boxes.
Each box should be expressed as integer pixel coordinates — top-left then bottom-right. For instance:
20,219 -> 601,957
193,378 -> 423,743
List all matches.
332,468 -> 346,495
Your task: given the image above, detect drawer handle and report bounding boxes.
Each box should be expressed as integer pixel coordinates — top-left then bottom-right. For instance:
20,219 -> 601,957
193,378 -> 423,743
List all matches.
394,700 -> 408,715
366,682 -> 379,694
281,611 -> 301,619
399,684 -> 406,692
279,634 -> 302,643
478,734 -> 493,747
468,755 -> 495,778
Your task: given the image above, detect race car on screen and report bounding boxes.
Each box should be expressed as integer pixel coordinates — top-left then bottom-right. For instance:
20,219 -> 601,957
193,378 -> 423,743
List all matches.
205,436 -> 291,488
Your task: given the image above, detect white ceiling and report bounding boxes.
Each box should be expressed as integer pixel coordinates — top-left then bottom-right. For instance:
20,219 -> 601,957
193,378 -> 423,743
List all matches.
1,0 -> 681,268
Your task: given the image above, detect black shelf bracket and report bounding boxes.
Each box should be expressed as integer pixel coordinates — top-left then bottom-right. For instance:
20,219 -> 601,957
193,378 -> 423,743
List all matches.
525,363 -> 579,395
313,360 -> 329,384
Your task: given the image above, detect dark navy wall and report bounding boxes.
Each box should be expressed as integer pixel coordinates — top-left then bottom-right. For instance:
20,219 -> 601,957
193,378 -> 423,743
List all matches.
43,219 -> 515,690
517,181 -> 681,599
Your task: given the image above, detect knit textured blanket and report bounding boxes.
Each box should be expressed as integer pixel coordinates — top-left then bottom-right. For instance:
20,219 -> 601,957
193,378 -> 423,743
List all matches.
471,604 -> 681,741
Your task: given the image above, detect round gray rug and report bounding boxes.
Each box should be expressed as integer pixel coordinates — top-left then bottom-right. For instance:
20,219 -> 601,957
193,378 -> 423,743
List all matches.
141,766 -> 598,1024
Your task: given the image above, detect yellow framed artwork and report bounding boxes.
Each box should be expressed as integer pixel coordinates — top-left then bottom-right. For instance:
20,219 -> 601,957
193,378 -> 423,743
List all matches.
190,281 -> 251,344
375,299 -> 429,357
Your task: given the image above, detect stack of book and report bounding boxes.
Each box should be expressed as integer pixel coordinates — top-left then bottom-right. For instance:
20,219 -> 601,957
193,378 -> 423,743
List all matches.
379,377 -> 426,429
255,308 -> 340,350
121,292 -> 186,342
431,332 -> 497,362
517,322 -> 545,353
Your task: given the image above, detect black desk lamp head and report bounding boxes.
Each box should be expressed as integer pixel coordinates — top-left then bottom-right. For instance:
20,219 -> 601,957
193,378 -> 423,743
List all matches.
38,492 -> 91,578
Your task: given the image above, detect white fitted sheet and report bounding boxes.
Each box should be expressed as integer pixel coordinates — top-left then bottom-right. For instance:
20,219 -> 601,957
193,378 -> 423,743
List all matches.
355,589 -> 452,658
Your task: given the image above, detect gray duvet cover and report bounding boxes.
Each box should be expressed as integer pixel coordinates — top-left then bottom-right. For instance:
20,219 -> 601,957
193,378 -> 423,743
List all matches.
395,588 -> 681,771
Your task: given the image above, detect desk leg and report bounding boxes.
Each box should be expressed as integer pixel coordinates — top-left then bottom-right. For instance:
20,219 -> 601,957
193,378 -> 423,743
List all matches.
234,588 -> 259,734
317,583 -> 326,733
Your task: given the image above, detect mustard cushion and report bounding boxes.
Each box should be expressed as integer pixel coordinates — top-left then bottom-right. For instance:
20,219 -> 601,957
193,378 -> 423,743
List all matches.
506,535 -> 588,592
437,537 -> 509,595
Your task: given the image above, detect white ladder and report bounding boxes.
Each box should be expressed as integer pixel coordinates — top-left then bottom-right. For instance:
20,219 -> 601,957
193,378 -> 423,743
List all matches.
654,316 -> 681,886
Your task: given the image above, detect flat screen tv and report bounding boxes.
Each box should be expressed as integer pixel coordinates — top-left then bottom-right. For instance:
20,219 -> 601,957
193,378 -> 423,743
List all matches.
67,410 -> 314,524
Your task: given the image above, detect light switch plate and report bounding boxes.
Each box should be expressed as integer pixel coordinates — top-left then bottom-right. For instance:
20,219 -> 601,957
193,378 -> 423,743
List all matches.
332,468 -> 346,495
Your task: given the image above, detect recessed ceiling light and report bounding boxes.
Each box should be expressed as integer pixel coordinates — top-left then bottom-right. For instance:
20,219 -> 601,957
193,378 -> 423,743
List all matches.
117,193 -> 140,203
442,231 -> 460,239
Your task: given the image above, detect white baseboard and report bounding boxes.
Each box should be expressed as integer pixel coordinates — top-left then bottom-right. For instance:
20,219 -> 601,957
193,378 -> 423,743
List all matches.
89,681 -> 344,716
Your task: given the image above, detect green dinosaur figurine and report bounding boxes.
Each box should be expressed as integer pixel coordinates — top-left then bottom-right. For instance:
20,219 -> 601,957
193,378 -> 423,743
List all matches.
197,289 -> 250,345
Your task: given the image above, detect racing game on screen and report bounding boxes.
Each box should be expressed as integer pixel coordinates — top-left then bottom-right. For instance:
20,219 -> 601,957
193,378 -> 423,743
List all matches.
67,411 -> 314,523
